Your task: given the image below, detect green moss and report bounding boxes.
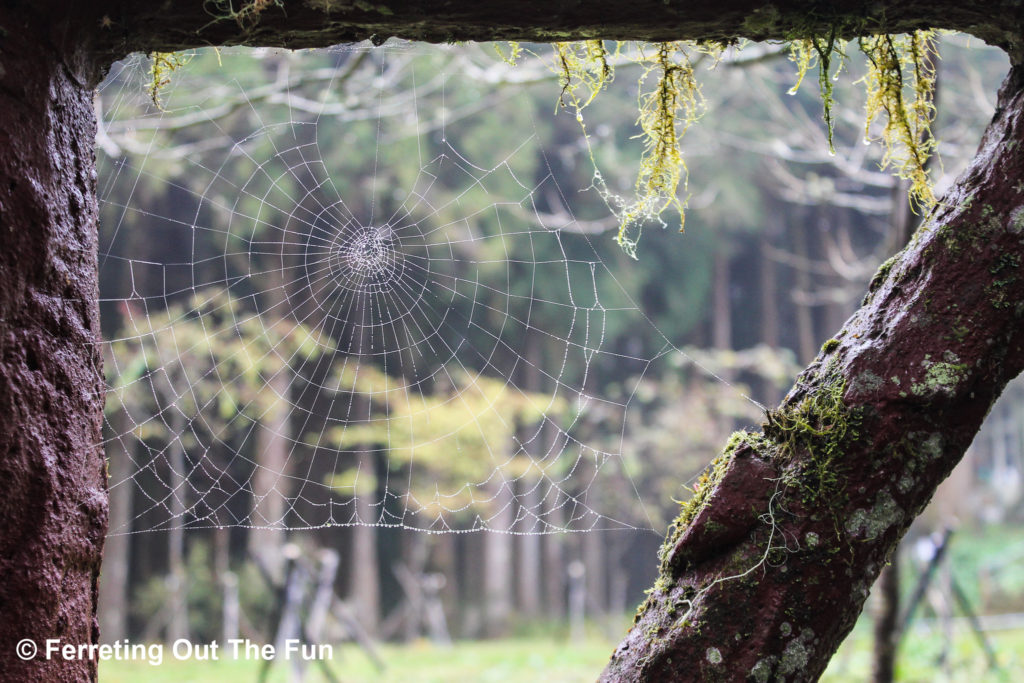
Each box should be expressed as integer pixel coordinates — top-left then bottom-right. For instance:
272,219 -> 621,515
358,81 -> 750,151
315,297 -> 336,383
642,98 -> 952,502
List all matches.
765,373 -> 861,509
660,430 -> 751,557
869,254 -> 899,292
821,338 -> 840,354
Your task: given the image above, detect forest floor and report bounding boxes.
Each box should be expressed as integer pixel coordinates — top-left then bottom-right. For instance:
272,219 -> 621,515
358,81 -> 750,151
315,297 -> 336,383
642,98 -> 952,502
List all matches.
97,622 -> 1024,682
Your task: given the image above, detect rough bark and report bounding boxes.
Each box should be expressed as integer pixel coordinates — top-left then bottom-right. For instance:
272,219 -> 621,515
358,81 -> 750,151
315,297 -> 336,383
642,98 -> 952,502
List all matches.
0,6 -> 107,681
90,1 -> 1024,64
601,66 -> 1024,682
248,368 -> 294,572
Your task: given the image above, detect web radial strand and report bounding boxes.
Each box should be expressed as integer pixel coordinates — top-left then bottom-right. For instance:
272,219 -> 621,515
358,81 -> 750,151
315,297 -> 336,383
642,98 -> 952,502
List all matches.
94,42 -> 755,538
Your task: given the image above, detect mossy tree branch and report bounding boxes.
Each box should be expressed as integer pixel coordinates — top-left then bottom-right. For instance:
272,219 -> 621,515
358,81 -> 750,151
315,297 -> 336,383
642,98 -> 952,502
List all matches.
602,66 -> 1024,681
84,1 -> 1024,66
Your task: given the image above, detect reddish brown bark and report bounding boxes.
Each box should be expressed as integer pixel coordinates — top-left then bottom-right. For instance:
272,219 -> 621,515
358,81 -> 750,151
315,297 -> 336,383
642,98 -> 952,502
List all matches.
0,6 -> 108,681
601,66 -> 1024,681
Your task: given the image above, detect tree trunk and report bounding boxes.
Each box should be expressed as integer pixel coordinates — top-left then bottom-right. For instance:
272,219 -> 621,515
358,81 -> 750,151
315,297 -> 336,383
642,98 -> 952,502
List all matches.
98,412 -> 132,642
515,480 -> 543,619
247,369 -> 293,571
793,218 -> 818,364
602,66 -> 1024,681
166,410 -> 190,643
482,478 -> 515,637
712,249 -> 732,352
870,551 -> 900,683
350,451 -> 381,634
0,7 -> 107,681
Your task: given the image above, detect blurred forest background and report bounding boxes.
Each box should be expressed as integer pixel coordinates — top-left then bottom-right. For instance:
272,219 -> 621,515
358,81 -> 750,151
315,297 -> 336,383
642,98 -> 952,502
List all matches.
94,37 -> 1024,680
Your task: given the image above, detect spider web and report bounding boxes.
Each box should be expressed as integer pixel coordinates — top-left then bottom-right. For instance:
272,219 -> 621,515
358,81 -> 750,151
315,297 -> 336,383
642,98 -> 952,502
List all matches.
96,42 -> 760,537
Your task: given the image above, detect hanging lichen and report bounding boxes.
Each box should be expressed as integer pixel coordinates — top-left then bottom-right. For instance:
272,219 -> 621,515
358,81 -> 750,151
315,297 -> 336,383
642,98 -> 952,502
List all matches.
858,31 -> 938,211
550,41 -> 714,258
530,31 -> 939,256
205,0 -> 284,31
616,42 -> 705,256
552,39 -> 614,110
788,29 -> 847,153
495,41 -> 524,66
147,51 -> 193,109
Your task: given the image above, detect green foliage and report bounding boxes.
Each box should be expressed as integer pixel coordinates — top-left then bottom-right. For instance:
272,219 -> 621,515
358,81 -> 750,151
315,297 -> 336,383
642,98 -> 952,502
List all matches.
107,287 -> 328,433
131,542 -> 274,644
319,363 -> 563,516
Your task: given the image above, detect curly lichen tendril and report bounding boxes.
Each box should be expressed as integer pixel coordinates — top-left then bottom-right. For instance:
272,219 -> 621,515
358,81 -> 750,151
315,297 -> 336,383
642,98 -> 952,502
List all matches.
858,30 -> 939,212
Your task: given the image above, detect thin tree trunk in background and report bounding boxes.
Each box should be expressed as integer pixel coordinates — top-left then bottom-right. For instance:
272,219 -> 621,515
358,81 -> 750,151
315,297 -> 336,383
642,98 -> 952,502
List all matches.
98,411 -> 133,642
167,409 -> 190,643
350,450 -> 380,634
0,8 -> 107,679
482,478 -> 515,637
516,480 -> 543,618
759,234 -> 780,350
759,231 -> 783,405
793,219 -> 818,363
712,249 -> 732,351
583,527 -> 607,617
541,418 -> 567,622
516,334 -> 544,619
871,550 -> 900,683
248,369 -> 293,572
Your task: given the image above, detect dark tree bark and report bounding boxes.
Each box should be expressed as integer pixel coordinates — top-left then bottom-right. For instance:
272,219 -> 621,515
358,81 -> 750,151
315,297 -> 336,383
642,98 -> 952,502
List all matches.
0,6 -> 108,682
4,1 -> 1024,681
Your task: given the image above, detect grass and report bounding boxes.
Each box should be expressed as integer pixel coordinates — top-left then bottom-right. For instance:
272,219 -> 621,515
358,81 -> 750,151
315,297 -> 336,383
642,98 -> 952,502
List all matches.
823,619 -> 1024,682
101,524 -> 1024,682
97,623 -> 1024,682
98,636 -> 617,683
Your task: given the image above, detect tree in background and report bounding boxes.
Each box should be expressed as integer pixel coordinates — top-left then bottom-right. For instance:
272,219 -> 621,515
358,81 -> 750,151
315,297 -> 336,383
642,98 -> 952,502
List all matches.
4,2 -> 1024,681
